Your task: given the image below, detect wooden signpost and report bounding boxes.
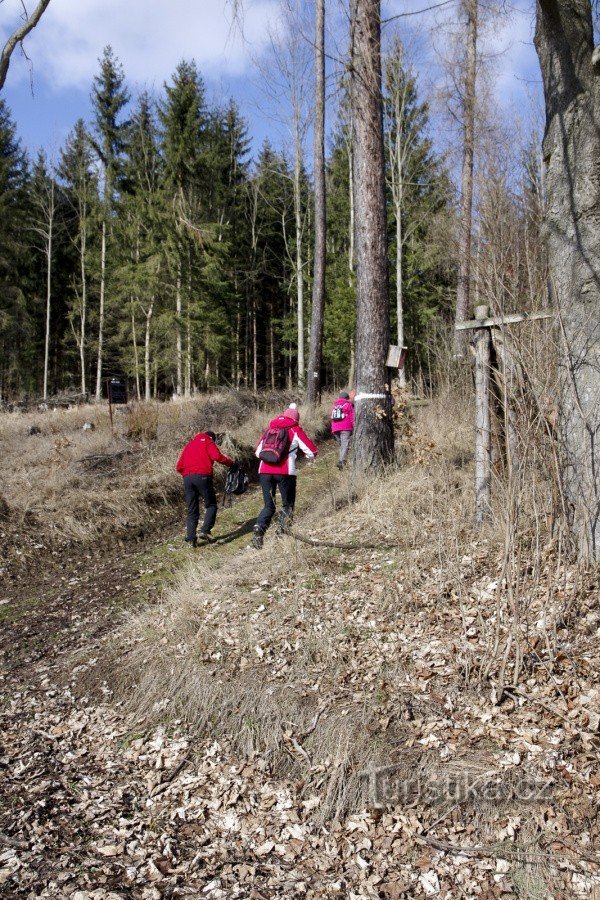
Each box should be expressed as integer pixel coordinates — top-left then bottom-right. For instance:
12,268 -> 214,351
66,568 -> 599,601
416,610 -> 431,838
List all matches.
456,305 -> 553,526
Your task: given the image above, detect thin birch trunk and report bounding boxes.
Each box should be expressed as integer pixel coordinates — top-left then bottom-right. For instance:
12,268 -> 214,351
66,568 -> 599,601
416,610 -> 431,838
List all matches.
131,302 -> 141,401
144,299 -> 154,402
95,218 -> 107,400
175,267 -> 182,397
42,179 -> 54,400
293,107 -> 305,389
80,216 -> 87,396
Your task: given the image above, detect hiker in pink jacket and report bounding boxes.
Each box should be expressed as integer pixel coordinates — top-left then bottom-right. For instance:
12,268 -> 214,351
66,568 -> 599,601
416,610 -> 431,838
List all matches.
251,403 -> 318,549
330,390 -> 355,469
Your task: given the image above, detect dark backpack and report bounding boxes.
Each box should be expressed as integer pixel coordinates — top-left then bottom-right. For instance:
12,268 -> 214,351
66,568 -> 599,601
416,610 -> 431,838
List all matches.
223,465 -> 249,504
331,403 -> 346,422
258,426 -> 291,464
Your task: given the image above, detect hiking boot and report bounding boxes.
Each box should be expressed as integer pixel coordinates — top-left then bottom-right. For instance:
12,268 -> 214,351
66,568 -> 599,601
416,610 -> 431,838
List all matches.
276,512 -> 292,535
251,529 -> 264,549
198,532 -> 215,544
184,536 -> 198,548
336,461 -> 345,470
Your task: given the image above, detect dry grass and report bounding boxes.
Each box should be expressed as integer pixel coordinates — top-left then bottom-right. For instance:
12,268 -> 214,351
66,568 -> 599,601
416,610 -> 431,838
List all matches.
0,391 -> 328,541
112,389 -> 501,819
110,383 -> 585,836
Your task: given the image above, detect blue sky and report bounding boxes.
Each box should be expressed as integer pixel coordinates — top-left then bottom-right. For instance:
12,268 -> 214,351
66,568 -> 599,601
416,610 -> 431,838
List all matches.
1,0 -> 543,164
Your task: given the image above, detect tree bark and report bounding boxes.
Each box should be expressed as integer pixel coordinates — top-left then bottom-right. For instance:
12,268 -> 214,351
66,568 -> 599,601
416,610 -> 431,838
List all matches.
41,178 -> 55,401
95,219 -> 107,401
144,299 -> 154,402
131,302 -> 141,401
350,0 -> 394,470
453,0 -> 478,354
534,0 -> 600,560
175,267 -> 182,397
306,0 -> 326,404
293,108 -> 306,390
474,307 -> 492,525
79,215 -> 87,397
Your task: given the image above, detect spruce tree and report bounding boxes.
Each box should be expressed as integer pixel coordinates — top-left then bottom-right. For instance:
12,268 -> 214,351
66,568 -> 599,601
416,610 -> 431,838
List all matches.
0,100 -> 30,398
57,119 -> 99,397
90,46 -> 130,399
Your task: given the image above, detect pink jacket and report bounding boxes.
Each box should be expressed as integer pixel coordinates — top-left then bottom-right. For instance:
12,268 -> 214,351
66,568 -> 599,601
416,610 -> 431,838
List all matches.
330,399 -> 355,433
255,415 -> 318,475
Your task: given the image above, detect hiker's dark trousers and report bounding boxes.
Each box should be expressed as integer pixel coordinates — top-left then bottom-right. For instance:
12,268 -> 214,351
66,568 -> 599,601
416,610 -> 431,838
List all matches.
183,474 -> 217,540
256,474 -> 296,533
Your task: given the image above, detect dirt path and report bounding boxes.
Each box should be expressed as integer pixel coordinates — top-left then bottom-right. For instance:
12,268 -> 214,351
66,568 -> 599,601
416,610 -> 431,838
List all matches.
0,453 -> 344,896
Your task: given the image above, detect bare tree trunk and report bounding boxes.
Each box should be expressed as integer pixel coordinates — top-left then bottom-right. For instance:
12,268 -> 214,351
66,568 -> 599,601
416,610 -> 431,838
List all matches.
350,0 -> 394,470
252,298 -> 258,393
474,307 -> 491,524
175,267 -> 182,397
270,315 -> 276,390
236,306 -> 241,388
306,0 -> 326,404
453,0 -> 478,354
293,108 -> 306,390
131,302 -> 141,401
534,0 -> 600,560
42,179 -> 54,400
79,222 -> 87,396
95,219 -> 107,400
348,122 -> 355,277
185,309 -> 191,397
144,299 -> 154,402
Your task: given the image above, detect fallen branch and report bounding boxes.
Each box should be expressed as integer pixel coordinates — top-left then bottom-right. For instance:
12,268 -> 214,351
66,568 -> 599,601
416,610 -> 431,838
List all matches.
284,525 -> 399,551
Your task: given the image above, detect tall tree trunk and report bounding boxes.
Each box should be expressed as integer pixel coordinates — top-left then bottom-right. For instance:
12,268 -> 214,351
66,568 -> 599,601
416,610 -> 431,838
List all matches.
534,0 -> 600,560
306,0 -> 326,404
175,267 -> 182,397
144,299 -> 154,402
252,297 -> 258,393
236,305 -> 241,388
293,108 -> 305,390
131,302 -> 141,401
453,0 -> 478,354
270,314 -> 276,391
394,186 -> 407,388
42,181 -> 54,400
348,119 -> 355,278
350,0 -> 394,470
95,218 -> 107,400
185,308 -> 191,397
79,221 -> 87,397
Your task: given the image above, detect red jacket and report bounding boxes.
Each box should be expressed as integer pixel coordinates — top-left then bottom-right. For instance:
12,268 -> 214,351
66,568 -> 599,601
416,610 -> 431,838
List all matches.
176,433 -> 234,477
255,415 -> 318,476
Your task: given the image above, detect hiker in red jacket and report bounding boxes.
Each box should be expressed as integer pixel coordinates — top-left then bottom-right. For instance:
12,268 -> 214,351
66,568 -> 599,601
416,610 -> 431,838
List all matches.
176,430 -> 235,547
330,390 -> 355,469
251,404 -> 318,549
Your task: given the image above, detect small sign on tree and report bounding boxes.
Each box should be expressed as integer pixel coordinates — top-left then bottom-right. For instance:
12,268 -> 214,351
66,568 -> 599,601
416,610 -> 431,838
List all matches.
386,345 -> 406,369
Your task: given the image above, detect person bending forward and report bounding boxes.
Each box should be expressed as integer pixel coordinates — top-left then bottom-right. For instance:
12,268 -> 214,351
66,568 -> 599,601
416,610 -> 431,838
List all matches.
176,430 -> 234,547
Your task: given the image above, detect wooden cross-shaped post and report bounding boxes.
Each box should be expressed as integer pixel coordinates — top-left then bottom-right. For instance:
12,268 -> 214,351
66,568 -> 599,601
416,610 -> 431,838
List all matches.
455,304 -> 553,527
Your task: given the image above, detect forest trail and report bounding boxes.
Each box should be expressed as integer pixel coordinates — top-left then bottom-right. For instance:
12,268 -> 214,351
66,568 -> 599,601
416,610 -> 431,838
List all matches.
0,442 -> 339,686
0,445 -> 350,895
2,436 -> 598,898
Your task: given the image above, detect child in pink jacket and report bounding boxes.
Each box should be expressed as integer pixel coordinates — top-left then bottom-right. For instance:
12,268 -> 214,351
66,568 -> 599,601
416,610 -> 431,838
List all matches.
330,390 -> 355,469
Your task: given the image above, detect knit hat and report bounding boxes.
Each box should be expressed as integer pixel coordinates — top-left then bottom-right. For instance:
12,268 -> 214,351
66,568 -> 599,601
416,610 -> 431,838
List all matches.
283,402 -> 300,422
339,391 -> 350,400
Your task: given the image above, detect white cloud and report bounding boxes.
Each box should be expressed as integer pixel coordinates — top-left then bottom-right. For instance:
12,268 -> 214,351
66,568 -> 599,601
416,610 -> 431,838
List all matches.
1,0 -> 281,92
